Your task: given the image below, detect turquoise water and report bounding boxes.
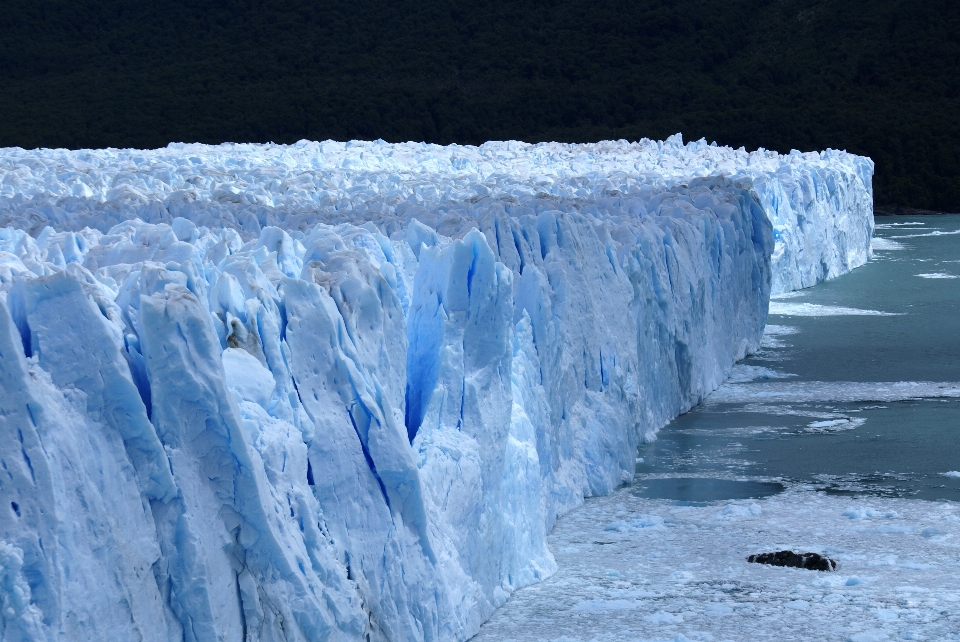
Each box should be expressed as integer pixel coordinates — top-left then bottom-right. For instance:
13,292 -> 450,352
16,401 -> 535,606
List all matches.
636,215 -> 960,502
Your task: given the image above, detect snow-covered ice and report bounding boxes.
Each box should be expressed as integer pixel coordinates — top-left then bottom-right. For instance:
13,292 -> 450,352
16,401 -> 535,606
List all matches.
0,135 -> 873,295
0,136 -> 873,641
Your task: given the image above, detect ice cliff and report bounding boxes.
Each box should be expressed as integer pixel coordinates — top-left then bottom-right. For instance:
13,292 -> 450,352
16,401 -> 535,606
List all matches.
0,136 -> 873,641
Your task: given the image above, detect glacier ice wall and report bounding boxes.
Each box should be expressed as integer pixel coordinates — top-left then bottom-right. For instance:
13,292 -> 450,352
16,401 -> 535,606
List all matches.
0,136 -> 873,641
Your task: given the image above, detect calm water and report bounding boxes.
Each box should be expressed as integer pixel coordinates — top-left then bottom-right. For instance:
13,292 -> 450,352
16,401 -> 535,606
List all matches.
636,215 -> 960,502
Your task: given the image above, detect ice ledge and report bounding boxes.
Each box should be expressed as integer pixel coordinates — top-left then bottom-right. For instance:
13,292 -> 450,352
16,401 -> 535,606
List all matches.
0,134 -> 873,292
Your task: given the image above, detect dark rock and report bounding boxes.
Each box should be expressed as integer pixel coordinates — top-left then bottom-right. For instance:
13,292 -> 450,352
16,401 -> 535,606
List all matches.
747,550 -> 836,571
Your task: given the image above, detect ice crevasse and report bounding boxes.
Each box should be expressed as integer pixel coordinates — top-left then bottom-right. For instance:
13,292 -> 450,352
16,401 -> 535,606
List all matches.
0,135 -> 873,641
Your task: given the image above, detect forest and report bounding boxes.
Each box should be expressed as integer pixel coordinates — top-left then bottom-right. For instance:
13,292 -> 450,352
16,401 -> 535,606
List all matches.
1,0 -> 957,211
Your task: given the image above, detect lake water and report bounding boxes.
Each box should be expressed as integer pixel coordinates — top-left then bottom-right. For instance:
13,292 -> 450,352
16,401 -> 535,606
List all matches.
636,214 -> 960,502
474,216 -> 960,642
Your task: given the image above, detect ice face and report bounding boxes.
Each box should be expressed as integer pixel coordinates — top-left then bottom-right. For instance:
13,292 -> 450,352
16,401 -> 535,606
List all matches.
0,136 -> 872,641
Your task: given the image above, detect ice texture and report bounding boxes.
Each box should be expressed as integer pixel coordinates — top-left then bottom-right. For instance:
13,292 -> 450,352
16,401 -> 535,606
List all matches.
0,134 -> 872,295
0,136 -> 873,641
472,486 -> 960,642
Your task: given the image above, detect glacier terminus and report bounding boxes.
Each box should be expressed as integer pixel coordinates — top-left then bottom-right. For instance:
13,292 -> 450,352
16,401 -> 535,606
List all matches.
0,136 -> 873,641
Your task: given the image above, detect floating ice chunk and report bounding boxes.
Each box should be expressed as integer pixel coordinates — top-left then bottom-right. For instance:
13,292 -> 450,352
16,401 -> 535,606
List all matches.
915,272 -> 958,279
865,525 -> 914,534
704,603 -> 733,616
570,599 -> 640,612
843,507 -> 902,520
605,515 -> 665,532
898,561 -> 934,569
709,381 -> 960,404
848,630 -> 890,642
762,324 -> 799,335
942,471 -> 960,478
785,599 -> 810,610
806,417 -> 865,432
642,610 -> 684,624
715,503 -> 761,520
867,555 -> 900,567
760,324 -> 799,349
813,575 -> 865,588
870,237 -> 907,250
770,290 -> 808,299
768,301 -> 902,316
891,229 -> 960,238
726,364 -> 796,383
875,222 -> 924,228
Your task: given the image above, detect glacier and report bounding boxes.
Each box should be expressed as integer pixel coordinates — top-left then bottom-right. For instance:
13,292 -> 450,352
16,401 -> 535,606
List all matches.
0,135 -> 873,641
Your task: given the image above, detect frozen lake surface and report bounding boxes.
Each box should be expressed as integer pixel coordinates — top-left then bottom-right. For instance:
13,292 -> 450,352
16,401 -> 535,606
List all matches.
474,215 -> 960,642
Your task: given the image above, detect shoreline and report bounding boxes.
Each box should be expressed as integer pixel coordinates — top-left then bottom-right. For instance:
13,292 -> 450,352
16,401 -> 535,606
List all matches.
874,204 -> 954,216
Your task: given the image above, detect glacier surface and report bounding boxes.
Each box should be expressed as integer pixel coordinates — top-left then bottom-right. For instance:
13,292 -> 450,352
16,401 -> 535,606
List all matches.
0,136 -> 873,641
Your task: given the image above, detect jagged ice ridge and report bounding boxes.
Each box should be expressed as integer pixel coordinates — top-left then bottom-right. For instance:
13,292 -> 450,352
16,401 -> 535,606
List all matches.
0,136 -> 873,641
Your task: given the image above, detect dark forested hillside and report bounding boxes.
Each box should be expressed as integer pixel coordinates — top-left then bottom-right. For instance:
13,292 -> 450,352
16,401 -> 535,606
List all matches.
1,0 -> 958,210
